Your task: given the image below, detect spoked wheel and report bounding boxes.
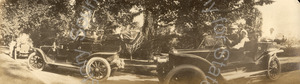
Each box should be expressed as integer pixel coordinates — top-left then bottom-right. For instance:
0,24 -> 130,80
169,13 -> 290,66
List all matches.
27,53 -> 45,71
266,56 -> 281,80
163,65 -> 207,84
86,57 -> 111,81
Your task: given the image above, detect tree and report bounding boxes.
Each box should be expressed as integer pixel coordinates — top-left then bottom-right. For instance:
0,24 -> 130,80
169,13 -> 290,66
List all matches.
0,0 -> 274,59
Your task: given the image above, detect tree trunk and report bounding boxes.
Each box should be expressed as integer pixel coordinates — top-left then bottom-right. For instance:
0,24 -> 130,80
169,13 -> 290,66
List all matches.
142,10 -> 155,60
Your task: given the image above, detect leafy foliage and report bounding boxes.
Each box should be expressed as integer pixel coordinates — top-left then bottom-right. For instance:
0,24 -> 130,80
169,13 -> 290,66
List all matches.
0,0 -> 274,59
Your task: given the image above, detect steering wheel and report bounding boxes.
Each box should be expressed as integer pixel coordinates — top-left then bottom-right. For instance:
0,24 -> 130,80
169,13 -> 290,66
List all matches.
223,37 -> 236,50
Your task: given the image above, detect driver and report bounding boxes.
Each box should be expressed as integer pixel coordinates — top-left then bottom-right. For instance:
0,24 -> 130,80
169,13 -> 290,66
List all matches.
226,25 -> 251,62
227,25 -> 249,49
227,26 -> 240,47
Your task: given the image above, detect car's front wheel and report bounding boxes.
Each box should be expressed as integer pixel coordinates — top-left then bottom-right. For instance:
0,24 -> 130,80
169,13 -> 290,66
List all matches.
266,56 -> 281,80
86,57 -> 111,81
163,64 -> 207,84
27,53 -> 45,71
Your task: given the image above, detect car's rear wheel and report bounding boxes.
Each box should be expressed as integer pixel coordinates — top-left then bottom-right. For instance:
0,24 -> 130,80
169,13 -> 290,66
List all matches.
86,57 -> 111,81
266,56 -> 281,80
163,64 -> 207,84
27,53 -> 45,71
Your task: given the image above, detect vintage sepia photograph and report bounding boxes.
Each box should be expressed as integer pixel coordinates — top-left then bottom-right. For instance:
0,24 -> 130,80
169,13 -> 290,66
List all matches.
0,0 -> 299,84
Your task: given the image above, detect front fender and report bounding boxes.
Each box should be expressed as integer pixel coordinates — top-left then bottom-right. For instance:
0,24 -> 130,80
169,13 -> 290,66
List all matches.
29,48 -> 48,63
267,49 -> 284,56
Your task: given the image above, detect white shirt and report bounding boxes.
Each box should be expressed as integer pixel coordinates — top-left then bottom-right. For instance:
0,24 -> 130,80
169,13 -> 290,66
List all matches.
232,29 -> 249,49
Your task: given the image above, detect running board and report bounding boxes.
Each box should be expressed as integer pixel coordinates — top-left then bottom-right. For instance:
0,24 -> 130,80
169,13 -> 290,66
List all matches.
222,70 -> 267,81
47,63 -> 80,69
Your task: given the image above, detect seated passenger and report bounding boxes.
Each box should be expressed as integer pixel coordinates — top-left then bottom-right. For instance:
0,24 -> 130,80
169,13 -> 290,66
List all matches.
232,28 -> 249,49
260,28 -> 276,42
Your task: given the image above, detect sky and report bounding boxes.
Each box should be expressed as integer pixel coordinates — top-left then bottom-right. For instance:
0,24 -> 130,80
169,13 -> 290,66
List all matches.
256,0 -> 300,39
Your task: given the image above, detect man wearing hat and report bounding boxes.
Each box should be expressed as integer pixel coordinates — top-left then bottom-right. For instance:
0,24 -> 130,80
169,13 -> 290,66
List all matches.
227,24 -> 249,49
226,24 -> 251,63
227,25 -> 240,47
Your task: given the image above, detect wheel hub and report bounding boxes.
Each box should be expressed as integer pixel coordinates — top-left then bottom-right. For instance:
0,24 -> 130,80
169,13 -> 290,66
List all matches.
95,68 -> 100,72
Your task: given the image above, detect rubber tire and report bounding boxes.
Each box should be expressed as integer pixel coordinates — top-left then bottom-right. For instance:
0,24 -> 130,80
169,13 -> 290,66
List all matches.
27,53 -> 45,71
13,49 -> 17,60
266,56 -> 281,80
86,57 -> 111,81
163,64 -> 207,84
